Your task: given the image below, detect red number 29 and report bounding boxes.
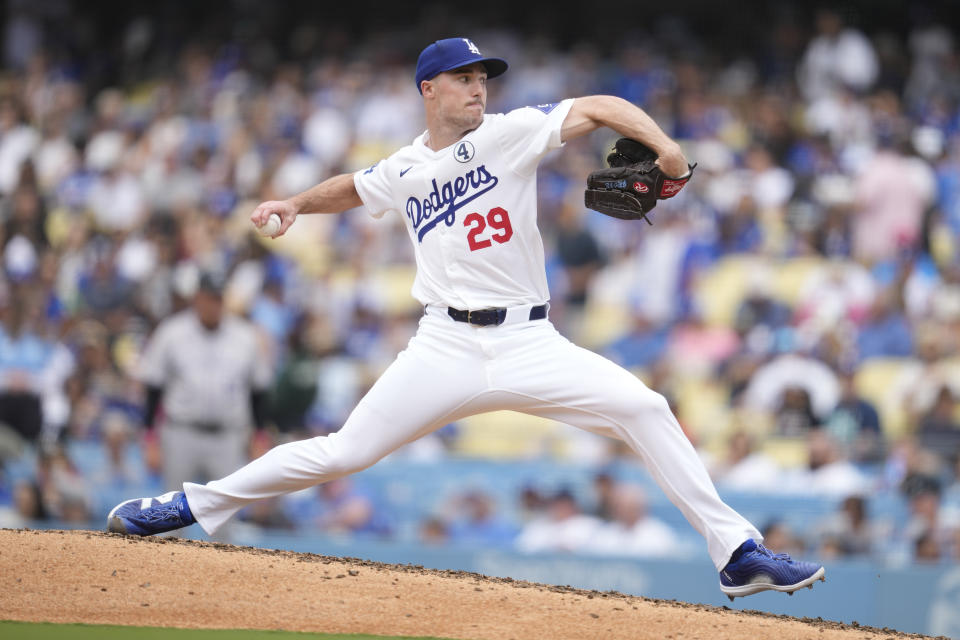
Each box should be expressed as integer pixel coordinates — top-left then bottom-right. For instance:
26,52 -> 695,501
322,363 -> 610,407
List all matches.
464,207 -> 514,252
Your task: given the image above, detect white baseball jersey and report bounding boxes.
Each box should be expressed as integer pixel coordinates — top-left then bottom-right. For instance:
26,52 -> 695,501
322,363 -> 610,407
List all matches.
138,312 -> 272,430
353,99 -> 575,310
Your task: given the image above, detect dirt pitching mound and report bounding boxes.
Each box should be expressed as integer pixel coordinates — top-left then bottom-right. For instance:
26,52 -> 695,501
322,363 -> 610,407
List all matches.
0,529 -> 940,639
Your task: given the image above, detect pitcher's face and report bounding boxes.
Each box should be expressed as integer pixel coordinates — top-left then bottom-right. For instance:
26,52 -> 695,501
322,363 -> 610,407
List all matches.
423,62 -> 487,132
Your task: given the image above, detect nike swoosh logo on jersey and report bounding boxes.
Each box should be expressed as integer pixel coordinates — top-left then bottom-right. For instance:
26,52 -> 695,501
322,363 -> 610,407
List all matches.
400,166 -> 413,177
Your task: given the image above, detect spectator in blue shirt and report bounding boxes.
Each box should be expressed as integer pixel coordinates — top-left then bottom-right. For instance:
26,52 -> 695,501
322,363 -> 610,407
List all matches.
602,310 -> 670,370
856,290 -> 914,362
445,489 -> 518,548
285,477 -> 390,538
0,287 -> 54,443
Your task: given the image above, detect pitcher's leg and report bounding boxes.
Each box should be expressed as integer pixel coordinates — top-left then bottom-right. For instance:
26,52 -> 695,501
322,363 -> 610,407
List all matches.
184,401 -> 414,534
185,323 -> 489,535
497,328 -> 760,570
196,428 -> 251,540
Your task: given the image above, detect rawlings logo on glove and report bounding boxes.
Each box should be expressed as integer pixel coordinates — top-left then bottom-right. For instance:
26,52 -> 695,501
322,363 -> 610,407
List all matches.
584,138 -> 695,224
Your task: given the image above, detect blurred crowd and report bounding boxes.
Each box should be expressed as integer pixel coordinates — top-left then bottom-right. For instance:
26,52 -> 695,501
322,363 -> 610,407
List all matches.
1,3 -> 960,565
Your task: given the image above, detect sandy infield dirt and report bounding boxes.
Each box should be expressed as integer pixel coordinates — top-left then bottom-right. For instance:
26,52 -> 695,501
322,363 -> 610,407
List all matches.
0,529 -> 944,640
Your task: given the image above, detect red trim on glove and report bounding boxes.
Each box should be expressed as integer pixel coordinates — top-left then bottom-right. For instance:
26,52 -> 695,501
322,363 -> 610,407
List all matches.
660,176 -> 690,198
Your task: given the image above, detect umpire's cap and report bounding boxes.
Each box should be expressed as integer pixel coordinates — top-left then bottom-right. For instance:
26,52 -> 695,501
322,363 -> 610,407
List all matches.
415,38 -> 508,94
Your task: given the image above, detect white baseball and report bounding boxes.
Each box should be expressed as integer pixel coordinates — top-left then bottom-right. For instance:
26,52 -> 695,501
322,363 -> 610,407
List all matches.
258,213 -> 282,237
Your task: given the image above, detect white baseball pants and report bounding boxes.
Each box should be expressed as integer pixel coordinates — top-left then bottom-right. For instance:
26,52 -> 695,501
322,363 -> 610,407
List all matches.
184,306 -> 761,570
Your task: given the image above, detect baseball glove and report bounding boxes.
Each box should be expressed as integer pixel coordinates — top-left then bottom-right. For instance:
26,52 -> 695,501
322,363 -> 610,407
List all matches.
584,138 -> 695,224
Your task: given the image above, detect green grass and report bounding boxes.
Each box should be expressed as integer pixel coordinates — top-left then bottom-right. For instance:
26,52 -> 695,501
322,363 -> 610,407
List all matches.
0,621 -> 454,640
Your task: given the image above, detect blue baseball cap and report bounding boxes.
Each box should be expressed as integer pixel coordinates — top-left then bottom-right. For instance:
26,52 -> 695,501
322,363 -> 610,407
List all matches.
415,38 -> 508,94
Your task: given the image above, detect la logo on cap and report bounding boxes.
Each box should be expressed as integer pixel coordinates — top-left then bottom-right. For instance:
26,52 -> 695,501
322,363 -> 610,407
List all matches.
414,37 -> 508,93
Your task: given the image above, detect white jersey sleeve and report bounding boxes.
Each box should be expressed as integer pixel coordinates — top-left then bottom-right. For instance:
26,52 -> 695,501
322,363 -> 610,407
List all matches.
493,99 -> 575,177
353,156 -> 396,219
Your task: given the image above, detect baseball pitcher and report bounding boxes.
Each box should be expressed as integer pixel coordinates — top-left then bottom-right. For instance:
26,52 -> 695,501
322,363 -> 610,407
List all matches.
108,37 -> 824,600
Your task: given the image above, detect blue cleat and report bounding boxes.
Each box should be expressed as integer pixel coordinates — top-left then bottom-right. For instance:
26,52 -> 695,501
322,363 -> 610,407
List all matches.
107,491 -> 196,536
720,539 -> 825,600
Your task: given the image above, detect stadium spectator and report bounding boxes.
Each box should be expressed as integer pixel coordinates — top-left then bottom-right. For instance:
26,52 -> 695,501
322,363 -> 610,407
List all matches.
0,98 -> 38,195
237,496 -> 296,531
11,480 -> 46,524
62,320 -> 135,441
0,293 -> 44,444
515,488 -> 601,554
797,8 -> 878,101
824,368 -> 884,463
34,444 -> 90,523
86,410 -> 146,490
915,530 -> 943,563
856,289 -> 914,361
444,490 -> 518,547
813,495 -> 885,559
665,304 -> 741,377
945,457 -> 960,513
285,477 -> 390,537
794,259 -> 876,336
419,516 -> 450,546
267,313 -> 321,436
3,180 -> 48,253
712,429 -> 782,492
917,386 -> 960,465
784,430 -> 871,497
295,312 -> 365,436
0,284 -> 73,445
774,386 -> 821,437
552,200 -> 604,341
249,273 -> 298,346
851,135 -> 936,265
743,352 -> 840,427
760,520 -> 806,558
732,272 -> 793,349
601,308 -> 670,370
517,484 -> 548,524
898,330 -> 960,431
584,483 -> 675,557
589,471 -> 616,521
898,475 -> 960,563
717,193 -> 763,254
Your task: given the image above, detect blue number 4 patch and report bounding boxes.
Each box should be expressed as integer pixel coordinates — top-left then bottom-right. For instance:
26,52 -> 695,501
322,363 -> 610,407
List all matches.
454,141 -> 475,163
